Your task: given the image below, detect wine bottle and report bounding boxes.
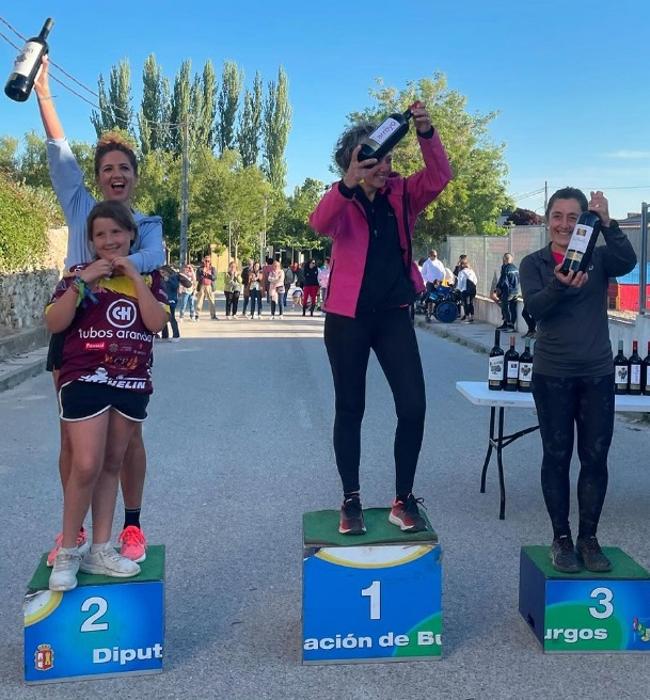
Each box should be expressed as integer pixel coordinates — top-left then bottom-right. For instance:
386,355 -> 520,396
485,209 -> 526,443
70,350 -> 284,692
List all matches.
518,337 -> 533,392
560,211 -> 601,274
643,341 -> 650,396
357,104 -> 415,162
504,335 -> 519,392
614,340 -> 629,395
488,329 -> 504,391
4,18 -> 54,103
629,340 -> 642,395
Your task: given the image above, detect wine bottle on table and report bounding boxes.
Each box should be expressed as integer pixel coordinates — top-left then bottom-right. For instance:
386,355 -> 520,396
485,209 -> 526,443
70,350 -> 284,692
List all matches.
642,341 -> 650,396
614,340 -> 629,395
357,103 -> 418,162
518,337 -> 533,392
504,336 -> 519,392
629,340 -> 642,396
560,211 -> 602,275
4,18 -> 54,102
488,329 -> 504,391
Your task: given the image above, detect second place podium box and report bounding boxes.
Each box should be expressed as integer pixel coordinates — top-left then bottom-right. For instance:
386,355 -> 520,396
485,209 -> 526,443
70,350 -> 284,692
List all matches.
303,508 -> 442,664
24,545 -> 166,684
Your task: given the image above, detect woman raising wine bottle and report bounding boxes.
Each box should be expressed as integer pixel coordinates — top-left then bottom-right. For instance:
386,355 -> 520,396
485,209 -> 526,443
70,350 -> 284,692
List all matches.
520,188 -> 636,573
309,102 -> 452,535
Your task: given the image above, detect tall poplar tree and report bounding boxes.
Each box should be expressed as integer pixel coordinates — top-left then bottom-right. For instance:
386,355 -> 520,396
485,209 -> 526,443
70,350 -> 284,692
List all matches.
263,67 -> 291,190
237,72 -> 263,167
90,60 -> 133,137
168,60 -> 192,156
138,54 -> 170,154
217,61 -> 242,153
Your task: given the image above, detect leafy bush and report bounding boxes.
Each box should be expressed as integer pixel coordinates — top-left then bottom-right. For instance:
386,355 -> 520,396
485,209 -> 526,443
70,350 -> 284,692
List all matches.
0,173 -> 51,272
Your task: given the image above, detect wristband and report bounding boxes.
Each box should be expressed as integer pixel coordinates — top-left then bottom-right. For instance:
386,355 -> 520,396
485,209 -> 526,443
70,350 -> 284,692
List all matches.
72,275 -> 98,308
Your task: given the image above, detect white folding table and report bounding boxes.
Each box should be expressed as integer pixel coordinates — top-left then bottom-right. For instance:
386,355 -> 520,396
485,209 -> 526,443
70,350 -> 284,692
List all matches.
456,380 -> 650,520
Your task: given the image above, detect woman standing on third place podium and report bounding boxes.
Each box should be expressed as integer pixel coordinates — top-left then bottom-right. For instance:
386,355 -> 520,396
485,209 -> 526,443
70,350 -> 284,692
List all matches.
309,103 -> 452,535
520,188 -> 636,574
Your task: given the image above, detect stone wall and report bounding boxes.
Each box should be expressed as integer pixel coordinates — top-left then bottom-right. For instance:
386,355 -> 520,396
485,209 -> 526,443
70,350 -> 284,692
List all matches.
0,227 -> 68,330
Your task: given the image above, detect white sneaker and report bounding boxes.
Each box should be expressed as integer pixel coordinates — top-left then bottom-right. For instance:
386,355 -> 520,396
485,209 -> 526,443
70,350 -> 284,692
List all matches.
49,548 -> 81,591
170,337 -> 180,343
80,543 -> 141,578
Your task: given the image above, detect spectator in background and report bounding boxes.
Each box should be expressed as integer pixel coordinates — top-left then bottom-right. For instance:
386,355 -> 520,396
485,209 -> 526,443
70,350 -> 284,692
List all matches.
241,258 -> 254,317
223,260 -> 243,319
283,261 -> 295,307
318,257 -> 331,311
453,254 -> 468,279
421,249 -> 446,291
161,265 -> 181,341
268,259 -> 285,318
262,257 -> 274,304
302,259 -> 320,317
178,263 -> 196,321
196,256 -> 218,320
456,258 -> 478,322
248,261 -> 263,319
496,253 -> 520,331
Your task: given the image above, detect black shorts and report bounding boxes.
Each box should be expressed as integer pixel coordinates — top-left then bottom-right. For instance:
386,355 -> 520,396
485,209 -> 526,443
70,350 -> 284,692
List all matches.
59,381 -> 149,422
46,332 -> 66,372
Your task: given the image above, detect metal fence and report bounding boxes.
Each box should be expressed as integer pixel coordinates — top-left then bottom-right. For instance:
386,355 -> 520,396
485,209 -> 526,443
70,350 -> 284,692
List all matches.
438,226 -> 546,297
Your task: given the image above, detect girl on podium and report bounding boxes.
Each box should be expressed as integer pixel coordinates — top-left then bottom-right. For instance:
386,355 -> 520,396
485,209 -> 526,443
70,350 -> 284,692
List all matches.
309,103 -> 452,535
34,56 -> 164,568
520,188 -> 635,573
46,202 -> 168,591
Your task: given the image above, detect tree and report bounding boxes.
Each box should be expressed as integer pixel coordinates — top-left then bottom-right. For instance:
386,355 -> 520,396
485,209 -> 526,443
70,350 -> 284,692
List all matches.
139,54 -> 170,154
268,177 -> 325,256
0,136 -> 18,174
237,72 -> 263,167
345,74 -> 513,244
18,132 -> 50,189
91,60 -> 133,137
200,60 -> 217,151
168,60 -> 192,156
217,61 -> 242,153
263,67 -> 291,190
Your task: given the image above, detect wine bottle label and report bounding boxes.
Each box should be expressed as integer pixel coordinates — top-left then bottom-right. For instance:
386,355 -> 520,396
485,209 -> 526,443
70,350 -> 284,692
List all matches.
518,361 -> 533,383
507,361 -> 519,380
12,42 -> 42,78
488,357 -> 503,381
368,118 -> 401,147
565,223 -> 595,256
630,365 -> 641,387
615,366 -> 629,386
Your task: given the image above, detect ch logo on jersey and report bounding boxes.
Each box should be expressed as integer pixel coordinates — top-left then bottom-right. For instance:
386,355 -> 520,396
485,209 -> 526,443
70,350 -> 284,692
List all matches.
107,300 -> 137,328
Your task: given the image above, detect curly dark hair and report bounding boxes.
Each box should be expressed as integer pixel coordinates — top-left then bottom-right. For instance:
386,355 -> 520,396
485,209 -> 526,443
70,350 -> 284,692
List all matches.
334,122 -> 377,173
545,187 -> 588,218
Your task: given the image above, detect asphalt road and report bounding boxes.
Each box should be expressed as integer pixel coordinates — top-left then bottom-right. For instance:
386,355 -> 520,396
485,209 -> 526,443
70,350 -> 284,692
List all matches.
1,307 -> 649,699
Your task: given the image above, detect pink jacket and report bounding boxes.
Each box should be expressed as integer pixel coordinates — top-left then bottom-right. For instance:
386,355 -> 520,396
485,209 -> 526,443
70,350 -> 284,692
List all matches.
309,130 -> 452,318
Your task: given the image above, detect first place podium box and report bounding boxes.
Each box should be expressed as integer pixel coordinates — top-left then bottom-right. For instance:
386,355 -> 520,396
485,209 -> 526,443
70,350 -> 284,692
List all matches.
519,545 -> 650,653
302,508 -> 442,664
24,545 -> 165,684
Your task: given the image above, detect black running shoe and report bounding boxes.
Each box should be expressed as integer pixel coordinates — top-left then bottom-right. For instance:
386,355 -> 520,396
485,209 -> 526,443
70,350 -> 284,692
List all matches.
339,496 -> 366,535
389,494 -> 428,532
576,536 -> 612,572
550,535 -> 581,573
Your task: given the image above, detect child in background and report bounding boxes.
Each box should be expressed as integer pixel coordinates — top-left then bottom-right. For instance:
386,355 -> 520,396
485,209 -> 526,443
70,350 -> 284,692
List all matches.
45,201 -> 169,591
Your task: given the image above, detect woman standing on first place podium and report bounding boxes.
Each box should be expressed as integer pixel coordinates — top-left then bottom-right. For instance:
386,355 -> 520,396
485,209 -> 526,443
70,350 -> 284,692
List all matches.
520,188 -> 636,574
309,102 -> 452,535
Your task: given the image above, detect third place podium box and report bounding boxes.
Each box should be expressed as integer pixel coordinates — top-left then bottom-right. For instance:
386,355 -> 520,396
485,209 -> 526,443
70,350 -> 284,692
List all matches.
24,545 -> 165,683
302,508 -> 441,664
519,545 -> 650,653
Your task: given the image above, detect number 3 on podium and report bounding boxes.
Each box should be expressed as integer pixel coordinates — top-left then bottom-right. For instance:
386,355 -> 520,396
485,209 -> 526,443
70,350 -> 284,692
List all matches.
589,587 -> 613,620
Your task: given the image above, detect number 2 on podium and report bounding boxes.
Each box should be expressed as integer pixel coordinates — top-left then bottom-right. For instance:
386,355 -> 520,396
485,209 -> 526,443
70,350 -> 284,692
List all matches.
80,596 -> 109,632
361,581 -> 381,620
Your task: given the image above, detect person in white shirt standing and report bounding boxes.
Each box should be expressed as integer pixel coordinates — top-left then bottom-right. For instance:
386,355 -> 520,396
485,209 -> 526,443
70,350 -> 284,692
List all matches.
456,258 -> 478,322
420,249 -> 446,321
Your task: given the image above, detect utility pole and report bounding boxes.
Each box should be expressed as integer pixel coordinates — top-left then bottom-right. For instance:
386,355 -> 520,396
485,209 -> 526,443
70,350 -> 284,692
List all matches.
640,202 -> 648,315
179,119 -> 190,266
228,221 -> 232,261
543,180 -> 549,244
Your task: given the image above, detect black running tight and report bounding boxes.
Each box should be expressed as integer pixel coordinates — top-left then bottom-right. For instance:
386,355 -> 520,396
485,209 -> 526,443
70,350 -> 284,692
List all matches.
532,373 -> 614,539
324,307 -> 426,497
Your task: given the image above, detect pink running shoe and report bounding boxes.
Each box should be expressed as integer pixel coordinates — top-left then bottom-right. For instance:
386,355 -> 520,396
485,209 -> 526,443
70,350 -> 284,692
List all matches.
46,528 -> 89,567
118,525 -> 147,563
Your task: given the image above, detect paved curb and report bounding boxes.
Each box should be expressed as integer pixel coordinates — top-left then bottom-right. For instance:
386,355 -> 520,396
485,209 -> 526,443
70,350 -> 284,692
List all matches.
414,316 -> 493,355
0,347 -> 48,392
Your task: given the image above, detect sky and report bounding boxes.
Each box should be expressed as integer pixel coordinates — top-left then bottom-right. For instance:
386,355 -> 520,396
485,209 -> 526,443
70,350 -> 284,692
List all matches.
1,1 -> 648,220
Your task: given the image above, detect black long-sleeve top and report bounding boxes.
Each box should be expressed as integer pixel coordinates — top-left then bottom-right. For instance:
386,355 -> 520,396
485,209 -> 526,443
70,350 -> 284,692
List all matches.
519,221 -> 636,377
